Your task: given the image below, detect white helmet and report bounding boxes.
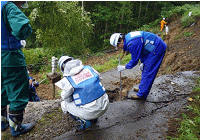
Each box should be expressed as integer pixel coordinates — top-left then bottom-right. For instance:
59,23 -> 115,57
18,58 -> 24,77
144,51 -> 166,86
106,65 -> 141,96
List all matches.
58,56 -> 73,72
110,33 -> 121,48
163,18 -> 165,20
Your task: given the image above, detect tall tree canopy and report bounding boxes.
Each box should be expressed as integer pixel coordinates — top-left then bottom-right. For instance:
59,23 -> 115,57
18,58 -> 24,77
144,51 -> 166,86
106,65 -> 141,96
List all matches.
23,1 -> 199,56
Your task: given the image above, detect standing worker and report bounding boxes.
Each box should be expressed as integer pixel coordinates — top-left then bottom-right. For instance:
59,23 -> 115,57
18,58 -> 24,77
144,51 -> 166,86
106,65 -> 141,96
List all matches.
160,17 -> 167,31
1,1 -> 35,137
110,31 -> 167,99
56,56 -> 109,131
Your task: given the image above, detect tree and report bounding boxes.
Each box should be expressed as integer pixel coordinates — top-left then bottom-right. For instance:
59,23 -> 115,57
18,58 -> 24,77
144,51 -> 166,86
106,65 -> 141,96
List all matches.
27,1 -> 93,56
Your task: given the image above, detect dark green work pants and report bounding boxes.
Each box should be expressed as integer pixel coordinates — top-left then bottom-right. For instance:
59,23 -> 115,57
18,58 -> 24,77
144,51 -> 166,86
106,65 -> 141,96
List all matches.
1,66 -> 29,111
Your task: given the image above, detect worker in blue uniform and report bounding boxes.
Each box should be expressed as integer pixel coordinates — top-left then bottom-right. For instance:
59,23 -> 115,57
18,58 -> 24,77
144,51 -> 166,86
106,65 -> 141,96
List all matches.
110,31 -> 167,99
29,76 -> 41,102
1,1 -> 35,137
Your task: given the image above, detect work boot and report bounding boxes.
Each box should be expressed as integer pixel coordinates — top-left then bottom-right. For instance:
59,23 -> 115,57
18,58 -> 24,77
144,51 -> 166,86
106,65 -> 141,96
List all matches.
76,119 -> 98,131
133,87 -> 139,92
69,113 -> 97,131
1,105 -> 9,131
130,92 -> 141,99
9,109 -> 35,137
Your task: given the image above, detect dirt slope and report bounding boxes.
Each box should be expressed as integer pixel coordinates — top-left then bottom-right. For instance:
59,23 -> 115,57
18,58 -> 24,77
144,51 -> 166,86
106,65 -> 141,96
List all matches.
159,19 -> 200,75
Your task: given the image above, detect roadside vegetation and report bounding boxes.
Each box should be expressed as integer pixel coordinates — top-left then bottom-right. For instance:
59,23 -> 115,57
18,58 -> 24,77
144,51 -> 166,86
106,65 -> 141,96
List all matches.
23,3 -> 200,73
20,2 -> 200,139
167,78 -> 200,140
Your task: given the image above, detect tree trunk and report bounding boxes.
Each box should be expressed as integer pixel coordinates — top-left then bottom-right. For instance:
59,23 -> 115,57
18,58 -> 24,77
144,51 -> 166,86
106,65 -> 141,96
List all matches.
137,2 -> 142,29
144,1 -> 150,21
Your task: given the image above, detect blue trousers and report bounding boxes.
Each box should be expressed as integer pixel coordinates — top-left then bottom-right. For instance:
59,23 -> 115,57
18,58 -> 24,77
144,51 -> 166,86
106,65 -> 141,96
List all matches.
137,38 -> 167,98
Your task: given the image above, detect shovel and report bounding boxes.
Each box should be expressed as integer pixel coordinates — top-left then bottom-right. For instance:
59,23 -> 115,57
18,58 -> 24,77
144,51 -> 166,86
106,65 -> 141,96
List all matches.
119,57 -> 122,100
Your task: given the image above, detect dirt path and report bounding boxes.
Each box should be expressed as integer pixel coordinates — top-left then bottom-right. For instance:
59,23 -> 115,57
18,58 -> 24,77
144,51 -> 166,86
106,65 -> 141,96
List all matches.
54,71 -> 200,140
2,69 -> 199,140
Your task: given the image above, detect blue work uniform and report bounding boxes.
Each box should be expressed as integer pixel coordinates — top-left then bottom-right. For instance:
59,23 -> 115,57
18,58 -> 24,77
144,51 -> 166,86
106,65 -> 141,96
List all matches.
124,31 -> 167,98
1,1 -> 32,111
29,76 -> 41,102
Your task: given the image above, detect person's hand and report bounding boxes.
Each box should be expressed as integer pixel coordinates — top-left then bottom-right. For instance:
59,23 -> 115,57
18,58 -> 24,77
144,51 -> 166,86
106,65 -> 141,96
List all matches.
140,63 -> 144,71
117,65 -> 126,72
32,79 -> 39,87
20,40 -> 26,48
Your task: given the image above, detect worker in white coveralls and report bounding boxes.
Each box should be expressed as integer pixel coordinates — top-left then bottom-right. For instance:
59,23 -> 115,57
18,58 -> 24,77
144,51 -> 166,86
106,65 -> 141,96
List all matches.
55,56 -> 109,130
110,31 -> 167,99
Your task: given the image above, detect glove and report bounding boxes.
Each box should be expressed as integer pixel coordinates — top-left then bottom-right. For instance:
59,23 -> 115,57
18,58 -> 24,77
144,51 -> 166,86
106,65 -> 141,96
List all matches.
32,79 -> 39,87
117,65 -> 126,72
140,63 -> 144,71
20,40 -> 26,48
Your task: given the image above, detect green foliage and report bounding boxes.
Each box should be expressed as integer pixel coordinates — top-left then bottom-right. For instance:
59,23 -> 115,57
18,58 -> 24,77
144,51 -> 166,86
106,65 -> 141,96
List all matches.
22,2 -> 200,73
22,48 -> 58,74
167,78 -> 200,140
161,4 -> 200,28
193,78 -> 200,92
184,31 -> 193,37
138,19 -> 161,34
22,1 -> 200,56
26,1 -> 93,56
92,53 -> 131,73
181,4 -> 200,28
23,48 -> 49,65
177,112 -> 200,140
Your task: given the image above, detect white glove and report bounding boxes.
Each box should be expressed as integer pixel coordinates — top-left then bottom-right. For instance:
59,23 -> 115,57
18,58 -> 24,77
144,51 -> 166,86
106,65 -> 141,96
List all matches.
117,65 -> 126,72
20,40 -> 26,48
140,63 -> 144,71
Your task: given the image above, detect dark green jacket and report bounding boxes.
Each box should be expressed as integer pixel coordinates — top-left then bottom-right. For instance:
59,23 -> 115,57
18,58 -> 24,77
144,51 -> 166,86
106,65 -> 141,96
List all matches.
1,1 -> 32,67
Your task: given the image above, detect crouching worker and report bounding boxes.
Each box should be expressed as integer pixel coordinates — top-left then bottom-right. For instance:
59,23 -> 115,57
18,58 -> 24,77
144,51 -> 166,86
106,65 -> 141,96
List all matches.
55,56 -> 109,131
29,76 -> 41,102
110,31 -> 167,99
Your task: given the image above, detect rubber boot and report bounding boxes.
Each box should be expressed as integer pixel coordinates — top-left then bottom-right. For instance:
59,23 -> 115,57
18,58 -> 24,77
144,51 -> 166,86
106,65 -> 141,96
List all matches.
76,119 -> 98,131
9,109 -> 35,137
1,105 -> 9,131
69,113 -> 97,131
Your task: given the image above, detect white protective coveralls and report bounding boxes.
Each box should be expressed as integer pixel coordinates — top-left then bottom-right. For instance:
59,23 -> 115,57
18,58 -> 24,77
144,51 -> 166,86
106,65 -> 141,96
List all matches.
55,59 -> 109,120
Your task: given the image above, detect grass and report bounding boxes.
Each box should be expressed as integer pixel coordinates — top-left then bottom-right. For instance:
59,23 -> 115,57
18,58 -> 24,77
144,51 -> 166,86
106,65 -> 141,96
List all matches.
166,78 -> 200,140
184,31 -> 193,37
92,53 -> 131,73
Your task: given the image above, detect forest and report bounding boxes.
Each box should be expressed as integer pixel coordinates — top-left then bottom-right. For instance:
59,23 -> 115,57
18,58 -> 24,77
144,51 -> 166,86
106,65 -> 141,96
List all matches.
21,1 -> 200,69
23,1 -> 199,52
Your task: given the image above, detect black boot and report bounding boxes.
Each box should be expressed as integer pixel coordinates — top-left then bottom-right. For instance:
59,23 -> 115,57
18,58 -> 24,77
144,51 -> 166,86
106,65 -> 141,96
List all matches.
9,109 -> 35,137
1,105 -> 9,131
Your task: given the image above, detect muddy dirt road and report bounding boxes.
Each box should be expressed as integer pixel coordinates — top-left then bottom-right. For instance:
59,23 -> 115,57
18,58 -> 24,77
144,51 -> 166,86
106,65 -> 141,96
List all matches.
53,70 -> 200,140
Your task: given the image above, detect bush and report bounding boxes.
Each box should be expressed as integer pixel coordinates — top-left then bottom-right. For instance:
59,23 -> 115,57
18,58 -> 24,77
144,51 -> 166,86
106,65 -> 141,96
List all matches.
181,4 -> 200,28
161,4 -> 200,25
23,48 -> 51,72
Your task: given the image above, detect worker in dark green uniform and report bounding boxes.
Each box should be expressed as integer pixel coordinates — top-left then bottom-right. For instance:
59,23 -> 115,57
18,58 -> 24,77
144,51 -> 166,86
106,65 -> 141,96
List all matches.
1,1 -> 35,137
